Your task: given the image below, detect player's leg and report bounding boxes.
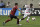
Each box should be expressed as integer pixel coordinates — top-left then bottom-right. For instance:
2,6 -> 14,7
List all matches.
13,16 -> 19,24
21,14 -> 27,20
13,16 -> 22,25
3,14 -> 13,25
26,13 -> 30,23
19,14 -> 27,21
27,16 -> 30,21
27,16 -> 30,23
3,19 -> 11,26
4,17 -> 13,23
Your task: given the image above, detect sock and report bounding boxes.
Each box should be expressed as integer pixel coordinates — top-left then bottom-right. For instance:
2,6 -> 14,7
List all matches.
27,17 -> 30,21
21,15 -> 26,20
5,19 -> 11,23
21,18 -> 25,20
17,18 -> 19,24
22,14 -> 27,20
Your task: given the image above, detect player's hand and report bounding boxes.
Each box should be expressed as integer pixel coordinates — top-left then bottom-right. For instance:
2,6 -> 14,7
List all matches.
21,11 -> 22,12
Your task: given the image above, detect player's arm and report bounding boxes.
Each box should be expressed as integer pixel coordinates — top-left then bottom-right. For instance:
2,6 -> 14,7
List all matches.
16,6 -> 22,12
17,9 -> 20,11
17,9 -> 22,12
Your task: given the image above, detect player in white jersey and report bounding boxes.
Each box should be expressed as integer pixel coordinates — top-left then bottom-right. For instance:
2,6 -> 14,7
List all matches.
19,5 -> 31,23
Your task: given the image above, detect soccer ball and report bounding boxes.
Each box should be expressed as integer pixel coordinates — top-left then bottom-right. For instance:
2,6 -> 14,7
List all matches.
32,17 -> 36,21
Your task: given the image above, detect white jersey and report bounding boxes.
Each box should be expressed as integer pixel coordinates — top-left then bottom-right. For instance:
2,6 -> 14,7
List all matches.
25,8 -> 30,13
23,8 -> 31,18
23,5 -> 31,19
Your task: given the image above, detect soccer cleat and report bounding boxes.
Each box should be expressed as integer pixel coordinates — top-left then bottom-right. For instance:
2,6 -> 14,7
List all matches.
18,24 -> 22,26
3,21 -> 5,26
19,19 -> 21,22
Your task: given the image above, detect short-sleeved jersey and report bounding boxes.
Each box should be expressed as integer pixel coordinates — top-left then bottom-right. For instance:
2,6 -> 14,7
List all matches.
10,6 -> 18,16
25,8 -> 31,13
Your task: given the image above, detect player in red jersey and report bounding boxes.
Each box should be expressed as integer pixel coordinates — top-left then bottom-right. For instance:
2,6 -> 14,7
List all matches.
3,3 -> 22,25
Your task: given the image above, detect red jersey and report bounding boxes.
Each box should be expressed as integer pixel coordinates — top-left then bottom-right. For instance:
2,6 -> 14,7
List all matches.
10,6 -> 18,16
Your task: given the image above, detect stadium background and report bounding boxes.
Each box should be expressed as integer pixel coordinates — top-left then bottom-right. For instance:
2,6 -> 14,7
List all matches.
0,0 -> 40,8
0,0 -> 40,16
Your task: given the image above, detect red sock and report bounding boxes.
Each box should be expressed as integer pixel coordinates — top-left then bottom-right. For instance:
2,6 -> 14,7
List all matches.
5,19 -> 11,23
17,18 -> 19,24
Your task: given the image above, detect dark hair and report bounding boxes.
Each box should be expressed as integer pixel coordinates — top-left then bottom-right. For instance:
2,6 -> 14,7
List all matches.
15,3 -> 18,5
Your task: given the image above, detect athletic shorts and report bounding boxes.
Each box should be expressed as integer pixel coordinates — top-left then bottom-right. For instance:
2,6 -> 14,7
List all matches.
10,14 -> 17,19
23,13 -> 30,18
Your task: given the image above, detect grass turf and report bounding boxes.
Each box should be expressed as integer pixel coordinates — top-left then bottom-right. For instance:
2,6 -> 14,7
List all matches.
0,16 -> 40,27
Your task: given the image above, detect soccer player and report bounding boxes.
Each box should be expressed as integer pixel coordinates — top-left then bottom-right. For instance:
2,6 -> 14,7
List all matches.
19,5 -> 31,23
3,3 -> 21,25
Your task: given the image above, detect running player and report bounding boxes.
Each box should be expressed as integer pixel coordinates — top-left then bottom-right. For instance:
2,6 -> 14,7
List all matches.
3,3 -> 21,25
19,5 -> 31,23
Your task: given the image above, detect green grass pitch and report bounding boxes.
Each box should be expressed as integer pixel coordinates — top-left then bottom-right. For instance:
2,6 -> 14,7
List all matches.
0,16 -> 40,27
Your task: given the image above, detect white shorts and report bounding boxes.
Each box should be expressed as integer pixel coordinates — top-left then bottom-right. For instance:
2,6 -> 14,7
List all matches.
25,13 -> 30,15
23,13 -> 30,18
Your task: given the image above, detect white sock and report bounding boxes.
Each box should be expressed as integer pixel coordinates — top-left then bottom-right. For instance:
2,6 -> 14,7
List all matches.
27,16 -> 30,21
19,19 -> 21,21
23,14 -> 27,19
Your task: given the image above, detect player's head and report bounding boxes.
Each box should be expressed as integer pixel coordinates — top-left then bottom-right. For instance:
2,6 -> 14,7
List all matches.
15,3 -> 18,6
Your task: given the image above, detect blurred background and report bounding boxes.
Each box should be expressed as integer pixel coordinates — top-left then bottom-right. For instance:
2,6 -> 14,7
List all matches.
0,0 -> 40,8
0,0 -> 40,16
